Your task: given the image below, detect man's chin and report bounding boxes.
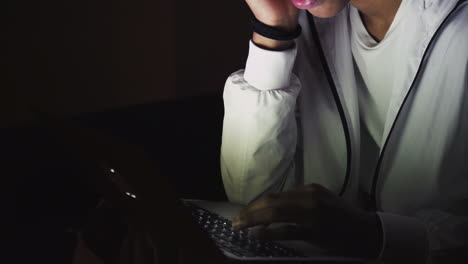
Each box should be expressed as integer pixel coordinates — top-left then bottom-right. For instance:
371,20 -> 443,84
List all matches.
306,0 -> 348,18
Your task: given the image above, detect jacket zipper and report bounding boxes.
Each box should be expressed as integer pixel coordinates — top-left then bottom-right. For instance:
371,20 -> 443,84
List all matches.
307,13 -> 352,197
370,0 -> 467,211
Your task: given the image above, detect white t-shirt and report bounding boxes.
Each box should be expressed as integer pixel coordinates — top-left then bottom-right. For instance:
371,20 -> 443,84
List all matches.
350,1 -> 409,193
350,0 -> 409,149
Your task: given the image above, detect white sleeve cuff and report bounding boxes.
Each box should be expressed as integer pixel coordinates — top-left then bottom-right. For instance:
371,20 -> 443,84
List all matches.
377,212 -> 430,263
243,40 -> 298,91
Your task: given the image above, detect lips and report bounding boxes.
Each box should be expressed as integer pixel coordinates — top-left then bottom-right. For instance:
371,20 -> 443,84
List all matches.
290,0 -> 319,10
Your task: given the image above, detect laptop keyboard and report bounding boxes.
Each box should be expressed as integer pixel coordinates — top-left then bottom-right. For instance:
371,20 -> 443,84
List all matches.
184,201 -> 306,259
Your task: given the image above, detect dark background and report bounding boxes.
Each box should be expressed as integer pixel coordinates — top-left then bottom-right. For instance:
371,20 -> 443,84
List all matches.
5,0 -> 251,124
6,1 -> 252,263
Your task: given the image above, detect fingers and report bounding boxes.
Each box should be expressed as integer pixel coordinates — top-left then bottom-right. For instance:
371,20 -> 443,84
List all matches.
245,192 -> 297,211
248,224 -> 312,241
232,184 -> 328,230
232,205 -> 317,230
244,187 -> 318,214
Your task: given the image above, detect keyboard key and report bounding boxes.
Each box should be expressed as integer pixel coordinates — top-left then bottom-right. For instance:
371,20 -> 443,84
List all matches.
184,201 -> 305,259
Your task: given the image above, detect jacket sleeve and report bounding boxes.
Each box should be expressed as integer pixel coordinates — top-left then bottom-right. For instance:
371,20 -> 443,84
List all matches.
376,210 -> 468,264
221,40 -> 301,205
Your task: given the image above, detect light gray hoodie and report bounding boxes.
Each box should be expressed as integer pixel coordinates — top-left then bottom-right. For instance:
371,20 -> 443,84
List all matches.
221,0 -> 468,263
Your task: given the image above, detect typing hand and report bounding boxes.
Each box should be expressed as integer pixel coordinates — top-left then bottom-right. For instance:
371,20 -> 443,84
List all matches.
231,184 -> 381,258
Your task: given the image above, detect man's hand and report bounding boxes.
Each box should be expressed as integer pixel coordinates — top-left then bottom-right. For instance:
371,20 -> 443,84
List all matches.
246,0 -> 300,50
231,184 -> 382,258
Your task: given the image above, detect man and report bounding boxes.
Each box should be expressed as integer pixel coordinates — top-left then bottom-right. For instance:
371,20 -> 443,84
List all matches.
221,0 -> 468,262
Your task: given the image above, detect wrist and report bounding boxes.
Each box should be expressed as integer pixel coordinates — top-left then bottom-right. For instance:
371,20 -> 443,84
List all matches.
252,32 -> 295,51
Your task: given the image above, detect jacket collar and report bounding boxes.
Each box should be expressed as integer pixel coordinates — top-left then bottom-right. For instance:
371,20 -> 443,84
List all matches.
306,0 -> 464,151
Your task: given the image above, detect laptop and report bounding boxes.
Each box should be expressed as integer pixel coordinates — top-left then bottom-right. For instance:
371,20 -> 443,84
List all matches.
182,199 -> 362,263
43,118 -> 363,263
